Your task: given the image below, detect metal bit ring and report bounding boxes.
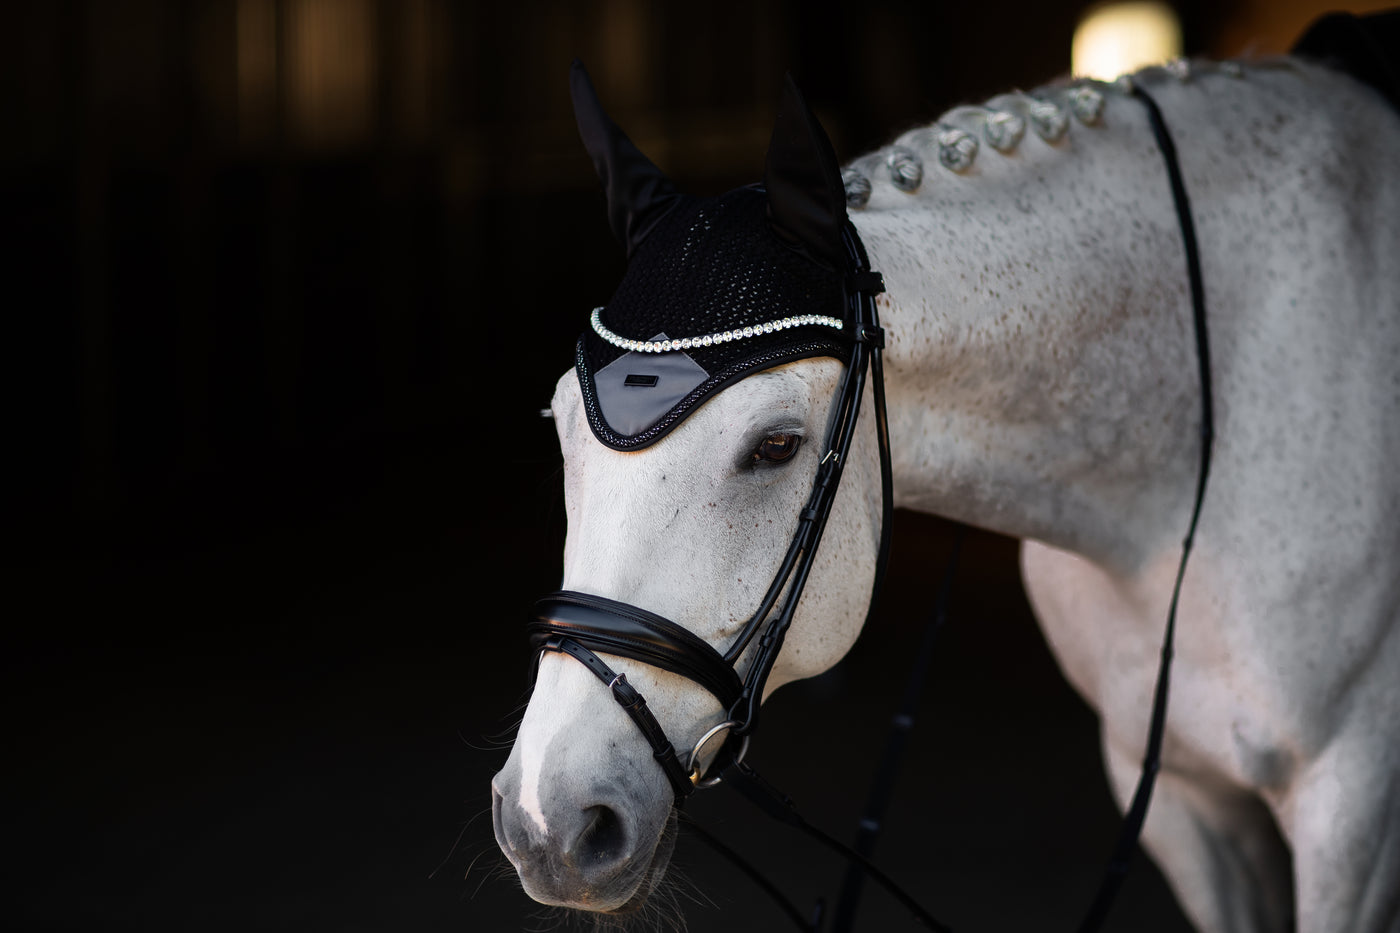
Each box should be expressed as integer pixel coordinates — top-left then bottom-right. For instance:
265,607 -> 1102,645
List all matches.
686,720 -> 750,788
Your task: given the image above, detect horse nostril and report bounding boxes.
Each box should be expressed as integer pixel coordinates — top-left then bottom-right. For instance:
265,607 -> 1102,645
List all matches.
490,781 -> 519,860
576,804 -> 629,866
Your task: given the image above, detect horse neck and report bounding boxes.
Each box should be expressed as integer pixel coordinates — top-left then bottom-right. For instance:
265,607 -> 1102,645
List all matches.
850,72 -> 1226,571
851,59 -> 1399,571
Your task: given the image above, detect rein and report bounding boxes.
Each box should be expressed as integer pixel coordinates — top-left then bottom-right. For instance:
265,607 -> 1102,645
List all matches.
1073,82 -> 1215,933
525,81 -> 1212,932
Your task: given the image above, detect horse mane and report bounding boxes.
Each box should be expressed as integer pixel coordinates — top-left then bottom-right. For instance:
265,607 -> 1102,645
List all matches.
840,57 -> 1306,209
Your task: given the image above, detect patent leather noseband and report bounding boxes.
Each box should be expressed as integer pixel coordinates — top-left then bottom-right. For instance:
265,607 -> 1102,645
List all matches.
528,223 -> 892,799
528,592 -> 746,797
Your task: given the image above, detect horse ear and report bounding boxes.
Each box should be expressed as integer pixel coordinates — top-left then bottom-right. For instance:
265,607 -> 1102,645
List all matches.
570,59 -> 684,258
764,74 -> 848,270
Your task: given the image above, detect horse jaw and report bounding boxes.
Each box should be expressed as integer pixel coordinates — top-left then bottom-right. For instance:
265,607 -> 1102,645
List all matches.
492,358 -> 883,911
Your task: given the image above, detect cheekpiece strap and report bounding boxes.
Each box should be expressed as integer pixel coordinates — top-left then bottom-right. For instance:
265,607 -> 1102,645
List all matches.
845,270 -> 885,295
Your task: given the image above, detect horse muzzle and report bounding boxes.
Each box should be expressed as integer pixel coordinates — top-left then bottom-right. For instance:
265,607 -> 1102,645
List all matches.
490,764 -> 675,911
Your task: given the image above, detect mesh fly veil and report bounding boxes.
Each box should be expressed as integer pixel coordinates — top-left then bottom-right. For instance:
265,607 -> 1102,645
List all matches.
570,62 -> 858,450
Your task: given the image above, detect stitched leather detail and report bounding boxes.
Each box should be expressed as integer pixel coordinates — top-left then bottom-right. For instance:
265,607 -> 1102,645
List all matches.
530,591 -> 744,708
544,636 -> 696,798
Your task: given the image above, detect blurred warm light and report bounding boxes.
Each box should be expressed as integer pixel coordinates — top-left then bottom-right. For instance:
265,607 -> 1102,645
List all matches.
1072,1 -> 1183,80
237,0 -> 278,146
286,0 -> 377,148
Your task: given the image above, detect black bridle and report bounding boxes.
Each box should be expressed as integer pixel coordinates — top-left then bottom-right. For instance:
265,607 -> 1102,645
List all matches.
529,220 -> 893,799
522,82 -> 1213,933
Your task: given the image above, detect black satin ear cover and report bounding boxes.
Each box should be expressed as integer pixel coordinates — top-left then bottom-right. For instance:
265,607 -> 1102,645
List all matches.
763,74 -> 849,271
570,60 -> 687,258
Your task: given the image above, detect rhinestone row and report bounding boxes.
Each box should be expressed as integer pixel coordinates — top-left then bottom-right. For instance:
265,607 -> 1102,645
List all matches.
589,307 -> 844,353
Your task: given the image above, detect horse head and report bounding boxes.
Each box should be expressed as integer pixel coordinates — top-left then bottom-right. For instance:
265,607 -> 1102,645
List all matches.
490,63 -> 886,913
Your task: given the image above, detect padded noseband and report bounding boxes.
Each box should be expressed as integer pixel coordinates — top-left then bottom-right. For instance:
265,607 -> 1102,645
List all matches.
529,592 -> 744,707
529,592 -> 746,798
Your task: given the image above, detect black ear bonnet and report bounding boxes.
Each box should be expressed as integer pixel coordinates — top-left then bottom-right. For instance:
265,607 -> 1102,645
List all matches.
571,61 -> 858,450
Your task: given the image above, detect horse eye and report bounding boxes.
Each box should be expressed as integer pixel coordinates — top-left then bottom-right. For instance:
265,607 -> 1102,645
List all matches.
753,433 -> 801,464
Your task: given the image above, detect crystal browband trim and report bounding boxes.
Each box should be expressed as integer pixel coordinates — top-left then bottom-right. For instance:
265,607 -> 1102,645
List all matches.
590,307 -> 845,354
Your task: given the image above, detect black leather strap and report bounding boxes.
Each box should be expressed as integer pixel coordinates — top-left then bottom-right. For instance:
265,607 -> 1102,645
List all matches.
724,224 -> 891,740
530,591 -> 744,708
846,269 -> 886,296
723,761 -> 952,933
538,635 -> 697,799
1075,82 -> 1215,933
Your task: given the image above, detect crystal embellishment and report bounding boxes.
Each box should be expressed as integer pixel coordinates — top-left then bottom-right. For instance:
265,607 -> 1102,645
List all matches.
590,307 -> 845,354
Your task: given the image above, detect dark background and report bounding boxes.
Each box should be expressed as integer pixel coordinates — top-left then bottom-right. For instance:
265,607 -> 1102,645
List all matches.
4,1 -> 1369,930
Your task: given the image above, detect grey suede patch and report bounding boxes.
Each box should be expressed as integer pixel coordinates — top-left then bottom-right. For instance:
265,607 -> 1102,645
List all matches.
592,334 -> 709,437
